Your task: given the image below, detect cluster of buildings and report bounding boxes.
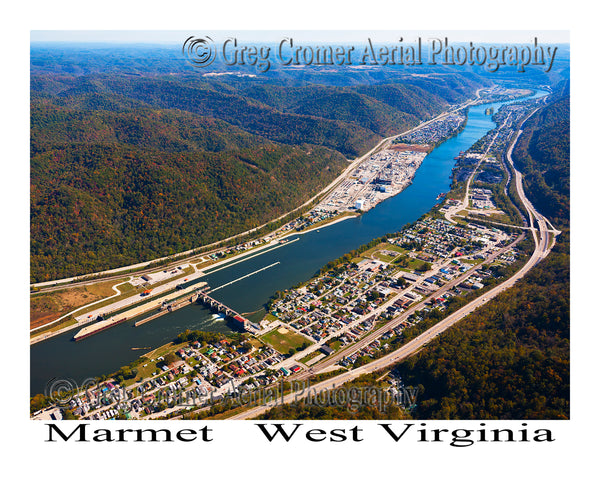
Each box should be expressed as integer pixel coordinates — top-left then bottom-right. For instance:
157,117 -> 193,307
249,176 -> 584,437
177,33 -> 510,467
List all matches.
276,208 -> 338,233
34,88 -> 544,421
178,340 -> 285,386
393,217 -> 506,260
475,86 -> 534,104
34,209 -> 523,421
470,187 -> 496,209
211,239 -> 266,260
132,265 -> 188,287
469,96 -> 543,158
50,338 -> 289,420
318,148 -> 427,213
265,216 -> 519,368
269,260 -> 400,342
397,113 -> 465,145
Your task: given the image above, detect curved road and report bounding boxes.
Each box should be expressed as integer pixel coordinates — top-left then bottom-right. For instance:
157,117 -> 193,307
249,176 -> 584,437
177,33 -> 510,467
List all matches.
228,104 -> 559,420
31,93 -> 483,293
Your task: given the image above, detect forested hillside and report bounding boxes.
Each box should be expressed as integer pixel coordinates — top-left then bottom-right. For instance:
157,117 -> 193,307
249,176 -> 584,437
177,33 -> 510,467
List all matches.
513,89 -> 570,228
30,47 -> 486,282
395,91 -> 570,419
397,237 -> 569,419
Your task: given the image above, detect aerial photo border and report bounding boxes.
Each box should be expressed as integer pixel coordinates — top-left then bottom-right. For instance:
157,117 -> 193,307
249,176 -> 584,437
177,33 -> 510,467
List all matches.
6,1 -> 596,479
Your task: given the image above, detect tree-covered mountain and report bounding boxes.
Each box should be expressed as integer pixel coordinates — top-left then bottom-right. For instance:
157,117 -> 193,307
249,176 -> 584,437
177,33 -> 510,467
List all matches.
513,88 -> 570,228
395,89 -> 570,419
31,130 -> 345,281
30,47 -> 487,282
397,238 -> 569,419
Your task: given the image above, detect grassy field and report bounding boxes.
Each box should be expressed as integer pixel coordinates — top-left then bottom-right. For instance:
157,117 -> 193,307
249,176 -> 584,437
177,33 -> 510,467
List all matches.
30,266 -> 196,332
194,259 -> 213,269
326,339 -> 344,351
394,255 -> 430,272
460,258 -> 484,265
387,245 -> 408,254
373,251 -> 397,263
298,350 -> 322,364
350,242 -> 394,264
355,242 -> 411,264
262,313 -> 279,323
30,279 -> 129,329
247,337 -> 265,350
116,282 -> 135,294
29,317 -> 78,338
469,211 -> 514,224
260,328 -> 311,354
122,360 -> 163,387
144,342 -> 180,360
115,341 -> 189,387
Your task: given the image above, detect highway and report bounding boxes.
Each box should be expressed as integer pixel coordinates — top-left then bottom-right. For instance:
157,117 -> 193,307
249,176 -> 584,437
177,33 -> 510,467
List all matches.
30,91 -> 484,294
278,231 -> 523,382
228,105 -> 559,420
505,108 -> 561,262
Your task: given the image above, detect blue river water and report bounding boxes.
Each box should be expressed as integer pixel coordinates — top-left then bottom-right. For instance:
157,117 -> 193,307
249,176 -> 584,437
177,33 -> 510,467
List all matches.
30,90 -> 546,395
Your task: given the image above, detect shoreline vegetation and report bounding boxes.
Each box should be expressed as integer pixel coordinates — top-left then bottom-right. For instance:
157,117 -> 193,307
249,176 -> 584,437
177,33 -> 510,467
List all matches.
30,87 -> 493,335
29,211 -> 359,342
30,65 -> 490,284
29,88 -> 473,339
30,87 -> 539,341
30,83 -> 568,424
32,86 -> 531,292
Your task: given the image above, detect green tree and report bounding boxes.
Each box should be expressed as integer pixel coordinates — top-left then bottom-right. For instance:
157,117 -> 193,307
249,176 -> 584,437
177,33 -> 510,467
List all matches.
30,394 -> 50,414
164,353 -> 179,366
416,261 -> 431,272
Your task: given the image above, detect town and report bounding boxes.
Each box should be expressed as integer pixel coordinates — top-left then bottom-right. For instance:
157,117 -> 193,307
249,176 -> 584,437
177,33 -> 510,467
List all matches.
31,85 -> 547,421
33,211 -> 523,420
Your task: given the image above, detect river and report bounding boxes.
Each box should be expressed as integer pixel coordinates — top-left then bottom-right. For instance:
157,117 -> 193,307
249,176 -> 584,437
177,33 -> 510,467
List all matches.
30,89 -> 547,395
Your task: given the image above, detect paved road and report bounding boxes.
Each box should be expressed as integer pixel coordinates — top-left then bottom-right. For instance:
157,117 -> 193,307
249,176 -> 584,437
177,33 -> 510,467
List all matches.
444,115 -> 510,224
251,227 -> 512,380
291,233 -> 523,381
31,93 -> 483,293
228,104 -> 558,420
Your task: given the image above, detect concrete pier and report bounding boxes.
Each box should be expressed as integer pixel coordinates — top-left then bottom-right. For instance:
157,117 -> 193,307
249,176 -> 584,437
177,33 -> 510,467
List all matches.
196,292 -> 250,331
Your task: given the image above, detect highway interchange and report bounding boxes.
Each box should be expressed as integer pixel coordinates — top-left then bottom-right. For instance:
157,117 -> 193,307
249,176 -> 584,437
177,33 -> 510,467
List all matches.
228,98 -> 559,420
31,87 -> 558,421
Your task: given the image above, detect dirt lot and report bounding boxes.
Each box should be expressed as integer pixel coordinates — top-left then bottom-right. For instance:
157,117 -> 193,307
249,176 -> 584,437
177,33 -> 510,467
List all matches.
390,143 -> 431,153
30,280 -> 124,329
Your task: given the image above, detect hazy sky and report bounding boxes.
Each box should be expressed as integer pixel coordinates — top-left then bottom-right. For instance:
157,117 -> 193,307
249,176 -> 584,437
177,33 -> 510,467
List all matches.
31,30 -> 569,45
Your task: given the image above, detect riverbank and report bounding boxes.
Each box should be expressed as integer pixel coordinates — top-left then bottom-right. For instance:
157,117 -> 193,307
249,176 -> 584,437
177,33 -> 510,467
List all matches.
30,212 -> 356,345
32,87 -> 534,396
31,281 -> 208,345
31,88 -> 489,292
280,213 -> 358,238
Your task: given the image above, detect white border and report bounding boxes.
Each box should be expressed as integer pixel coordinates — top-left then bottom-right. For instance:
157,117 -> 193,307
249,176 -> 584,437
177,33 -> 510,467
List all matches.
5,0 -> 596,477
